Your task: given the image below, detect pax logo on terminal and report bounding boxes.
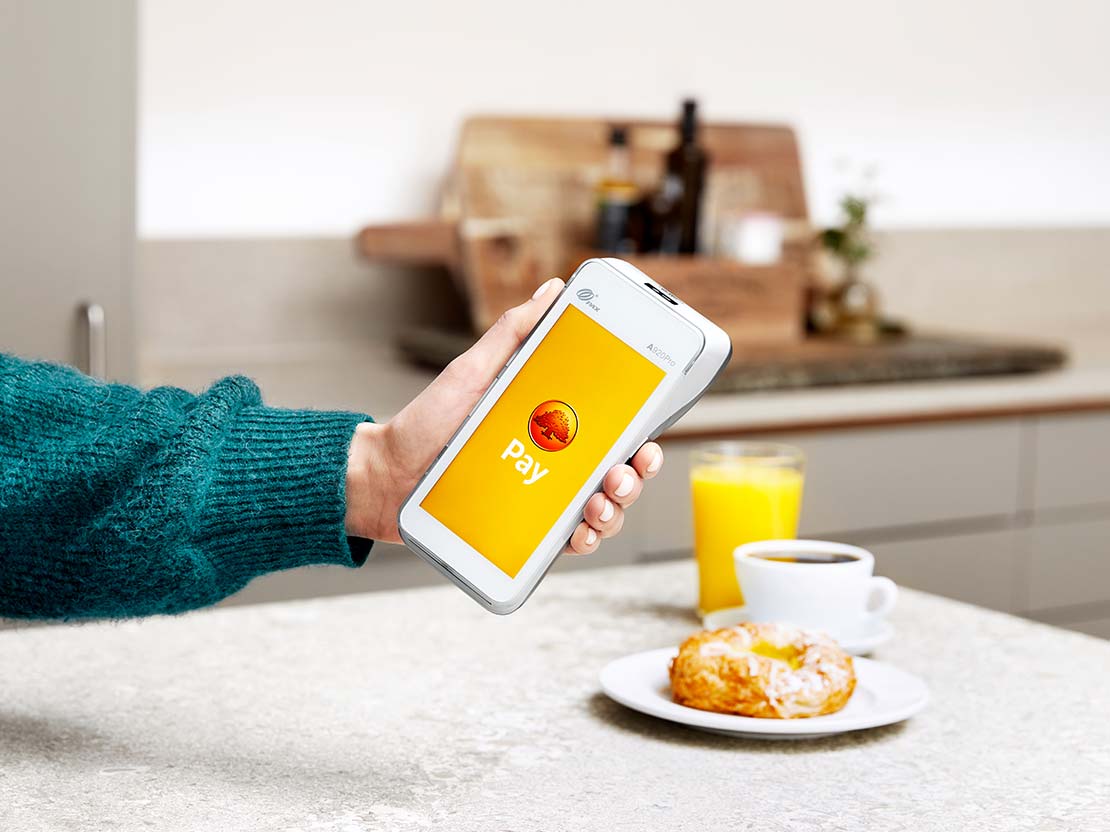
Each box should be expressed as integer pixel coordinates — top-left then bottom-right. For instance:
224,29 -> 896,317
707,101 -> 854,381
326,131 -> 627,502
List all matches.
500,399 -> 579,485
576,287 -> 601,312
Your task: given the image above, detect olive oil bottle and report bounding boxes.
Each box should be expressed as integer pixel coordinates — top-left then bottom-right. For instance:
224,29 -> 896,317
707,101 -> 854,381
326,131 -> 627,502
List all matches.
654,99 -> 709,254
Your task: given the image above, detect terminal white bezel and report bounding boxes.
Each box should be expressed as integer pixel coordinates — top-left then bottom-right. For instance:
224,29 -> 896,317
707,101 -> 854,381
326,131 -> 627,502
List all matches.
398,259 -> 704,611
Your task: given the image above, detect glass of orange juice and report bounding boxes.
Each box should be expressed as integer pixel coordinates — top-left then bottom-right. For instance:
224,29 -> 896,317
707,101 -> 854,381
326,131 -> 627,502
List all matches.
690,442 -> 805,615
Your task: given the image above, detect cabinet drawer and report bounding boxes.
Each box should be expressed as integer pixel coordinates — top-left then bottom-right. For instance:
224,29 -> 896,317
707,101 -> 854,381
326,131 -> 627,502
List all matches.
1034,412 -> 1110,512
796,420 -> 1024,534
640,419 -> 1025,556
1027,518 -> 1110,610
866,529 -> 1025,613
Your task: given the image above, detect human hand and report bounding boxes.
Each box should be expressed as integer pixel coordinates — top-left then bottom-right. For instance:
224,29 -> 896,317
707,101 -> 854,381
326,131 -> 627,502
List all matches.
345,277 -> 664,553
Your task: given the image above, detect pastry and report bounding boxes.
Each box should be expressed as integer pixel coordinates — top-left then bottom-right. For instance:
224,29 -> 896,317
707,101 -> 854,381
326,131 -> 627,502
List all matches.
669,622 -> 856,719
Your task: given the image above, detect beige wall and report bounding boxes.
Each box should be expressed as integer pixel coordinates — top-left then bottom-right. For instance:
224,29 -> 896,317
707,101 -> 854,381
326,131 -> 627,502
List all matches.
138,227 -> 1110,412
136,239 -> 463,413
869,228 -> 1110,354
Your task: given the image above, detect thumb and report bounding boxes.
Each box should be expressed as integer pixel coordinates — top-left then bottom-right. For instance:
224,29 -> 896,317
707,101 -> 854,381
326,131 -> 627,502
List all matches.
448,277 -> 564,389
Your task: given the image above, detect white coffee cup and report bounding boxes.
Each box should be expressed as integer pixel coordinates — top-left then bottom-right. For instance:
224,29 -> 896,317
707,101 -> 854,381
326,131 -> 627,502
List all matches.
733,540 -> 897,639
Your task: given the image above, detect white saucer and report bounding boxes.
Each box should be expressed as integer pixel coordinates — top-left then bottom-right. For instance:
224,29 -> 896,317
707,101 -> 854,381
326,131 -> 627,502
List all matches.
600,647 -> 928,740
701,606 -> 895,655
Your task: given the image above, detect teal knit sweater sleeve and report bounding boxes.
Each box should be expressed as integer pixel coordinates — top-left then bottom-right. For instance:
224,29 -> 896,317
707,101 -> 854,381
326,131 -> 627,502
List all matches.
0,354 -> 372,620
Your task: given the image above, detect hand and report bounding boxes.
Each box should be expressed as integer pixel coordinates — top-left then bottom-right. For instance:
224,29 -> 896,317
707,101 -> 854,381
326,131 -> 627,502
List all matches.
345,277 -> 664,553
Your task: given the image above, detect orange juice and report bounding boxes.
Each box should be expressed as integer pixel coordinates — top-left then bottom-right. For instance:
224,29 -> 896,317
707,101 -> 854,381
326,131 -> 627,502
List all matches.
690,445 -> 804,614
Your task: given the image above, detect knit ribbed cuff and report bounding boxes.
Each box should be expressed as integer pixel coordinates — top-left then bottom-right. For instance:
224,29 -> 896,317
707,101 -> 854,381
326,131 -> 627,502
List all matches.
195,406 -> 373,583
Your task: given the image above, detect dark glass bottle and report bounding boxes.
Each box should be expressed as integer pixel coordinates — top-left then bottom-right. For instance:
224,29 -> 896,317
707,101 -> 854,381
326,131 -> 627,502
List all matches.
655,99 -> 708,254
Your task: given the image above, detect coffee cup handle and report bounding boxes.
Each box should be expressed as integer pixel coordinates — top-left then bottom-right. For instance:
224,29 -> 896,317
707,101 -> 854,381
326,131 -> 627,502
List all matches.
866,576 -> 898,621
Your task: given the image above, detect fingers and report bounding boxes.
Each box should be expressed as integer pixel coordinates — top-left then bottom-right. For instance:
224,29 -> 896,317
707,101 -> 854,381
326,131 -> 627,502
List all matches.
582,491 -> 625,539
565,491 -> 625,555
565,446 -> 660,555
565,521 -> 600,556
630,442 -> 664,480
446,277 -> 564,393
603,463 -> 643,508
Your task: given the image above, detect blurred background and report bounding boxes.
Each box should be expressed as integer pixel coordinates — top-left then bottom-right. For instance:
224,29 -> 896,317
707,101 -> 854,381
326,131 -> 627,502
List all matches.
4,0 -> 1110,635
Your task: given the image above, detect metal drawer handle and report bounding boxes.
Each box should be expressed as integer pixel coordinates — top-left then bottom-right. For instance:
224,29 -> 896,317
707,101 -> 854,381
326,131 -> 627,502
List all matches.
82,302 -> 107,379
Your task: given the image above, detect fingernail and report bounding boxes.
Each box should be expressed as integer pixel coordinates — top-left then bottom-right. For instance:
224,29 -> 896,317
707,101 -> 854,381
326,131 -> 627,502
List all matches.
647,450 -> 663,474
615,473 -> 634,498
599,499 -> 614,522
585,527 -> 598,546
532,278 -> 557,300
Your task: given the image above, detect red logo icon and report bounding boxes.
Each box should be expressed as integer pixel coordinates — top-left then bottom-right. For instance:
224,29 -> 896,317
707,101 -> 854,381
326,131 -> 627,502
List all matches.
528,400 -> 578,452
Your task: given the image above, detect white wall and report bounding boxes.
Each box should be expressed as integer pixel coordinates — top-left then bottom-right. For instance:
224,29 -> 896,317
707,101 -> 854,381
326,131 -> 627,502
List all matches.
139,0 -> 1110,237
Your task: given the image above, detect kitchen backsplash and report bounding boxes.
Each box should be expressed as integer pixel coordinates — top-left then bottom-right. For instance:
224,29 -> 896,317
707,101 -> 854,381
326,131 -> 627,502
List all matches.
137,227 -> 1110,410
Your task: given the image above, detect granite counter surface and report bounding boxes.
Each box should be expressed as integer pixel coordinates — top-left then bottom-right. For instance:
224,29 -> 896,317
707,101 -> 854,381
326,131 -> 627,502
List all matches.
2,560 -> 1108,831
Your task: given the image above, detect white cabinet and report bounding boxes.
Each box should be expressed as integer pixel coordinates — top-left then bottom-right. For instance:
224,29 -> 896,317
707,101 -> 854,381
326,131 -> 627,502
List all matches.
1033,413 -> 1110,513
0,1 -> 136,379
789,421 -> 1024,534
632,415 -> 1109,635
218,408 -> 1110,644
867,529 -> 1026,613
636,420 -> 1025,560
1027,518 -> 1110,611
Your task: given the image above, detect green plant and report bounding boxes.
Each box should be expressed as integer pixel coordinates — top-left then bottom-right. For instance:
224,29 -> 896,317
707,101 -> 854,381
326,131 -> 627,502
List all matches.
820,194 -> 874,282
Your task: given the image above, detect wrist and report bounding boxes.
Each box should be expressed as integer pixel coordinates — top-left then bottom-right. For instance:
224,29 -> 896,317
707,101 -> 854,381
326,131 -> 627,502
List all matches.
345,420 -> 391,540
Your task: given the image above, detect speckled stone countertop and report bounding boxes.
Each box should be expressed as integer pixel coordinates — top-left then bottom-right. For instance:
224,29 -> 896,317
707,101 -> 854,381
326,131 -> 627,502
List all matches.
3,560 -> 1108,831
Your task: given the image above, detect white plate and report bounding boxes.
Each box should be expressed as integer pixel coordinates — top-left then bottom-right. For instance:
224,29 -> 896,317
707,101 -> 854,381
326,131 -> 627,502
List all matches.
701,606 -> 895,655
599,647 -> 928,739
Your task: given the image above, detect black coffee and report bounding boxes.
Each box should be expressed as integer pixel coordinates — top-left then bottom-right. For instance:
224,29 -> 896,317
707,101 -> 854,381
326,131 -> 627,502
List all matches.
755,552 -> 859,565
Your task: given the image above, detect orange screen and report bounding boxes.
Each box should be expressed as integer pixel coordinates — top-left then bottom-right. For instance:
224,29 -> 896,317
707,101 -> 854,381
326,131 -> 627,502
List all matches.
421,305 -> 665,577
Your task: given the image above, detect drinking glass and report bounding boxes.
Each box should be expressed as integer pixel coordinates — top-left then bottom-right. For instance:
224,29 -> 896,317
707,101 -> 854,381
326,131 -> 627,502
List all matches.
690,442 -> 805,614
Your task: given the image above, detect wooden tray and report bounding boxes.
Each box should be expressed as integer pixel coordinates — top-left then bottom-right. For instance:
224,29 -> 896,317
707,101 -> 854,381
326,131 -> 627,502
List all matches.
570,247 -> 809,345
358,115 -> 811,342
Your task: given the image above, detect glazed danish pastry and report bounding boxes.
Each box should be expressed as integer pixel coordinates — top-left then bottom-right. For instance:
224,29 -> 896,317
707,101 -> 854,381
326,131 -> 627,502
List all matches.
669,622 -> 856,719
